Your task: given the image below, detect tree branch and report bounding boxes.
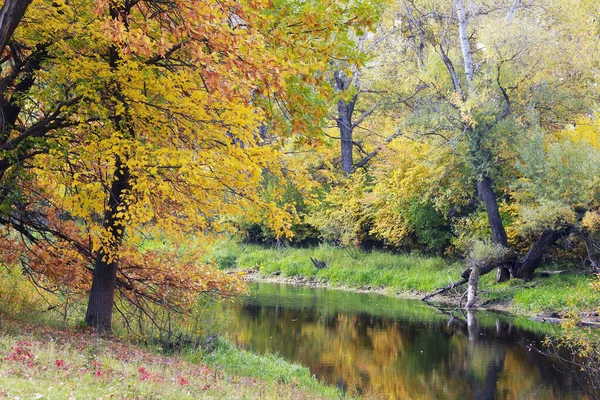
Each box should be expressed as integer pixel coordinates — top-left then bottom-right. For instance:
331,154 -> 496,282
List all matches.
0,0 -> 33,57
145,41 -> 187,65
496,61 -> 511,122
352,131 -> 402,172
351,100 -> 381,129
505,0 -> 522,23
438,43 -> 462,95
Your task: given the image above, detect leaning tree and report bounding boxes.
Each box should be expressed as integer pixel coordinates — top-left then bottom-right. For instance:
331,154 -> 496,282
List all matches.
385,0 -> 600,304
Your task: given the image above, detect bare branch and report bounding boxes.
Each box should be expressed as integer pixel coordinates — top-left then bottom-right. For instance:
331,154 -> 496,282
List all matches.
352,100 -> 381,129
352,131 -> 402,172
505,0 -> 522,23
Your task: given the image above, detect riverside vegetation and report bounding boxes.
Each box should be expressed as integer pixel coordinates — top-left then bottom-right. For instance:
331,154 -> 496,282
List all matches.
208,241 -> 600,318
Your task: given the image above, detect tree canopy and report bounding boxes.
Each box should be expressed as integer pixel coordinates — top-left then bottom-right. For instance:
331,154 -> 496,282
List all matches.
0,0 -> 599,328
0,0 -> 378,330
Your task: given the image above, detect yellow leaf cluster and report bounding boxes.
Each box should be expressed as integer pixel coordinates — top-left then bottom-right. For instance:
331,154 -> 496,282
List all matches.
2,0 -> 378,308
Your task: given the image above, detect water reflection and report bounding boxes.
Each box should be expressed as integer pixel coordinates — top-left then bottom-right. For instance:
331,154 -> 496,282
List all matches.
222,282 -> 589,399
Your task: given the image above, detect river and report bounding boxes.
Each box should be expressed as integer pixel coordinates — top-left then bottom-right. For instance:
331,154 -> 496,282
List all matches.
220,281 -> 596,399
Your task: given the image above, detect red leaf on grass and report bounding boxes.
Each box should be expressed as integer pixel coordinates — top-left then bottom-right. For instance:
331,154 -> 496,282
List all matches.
177,376 -> 189,386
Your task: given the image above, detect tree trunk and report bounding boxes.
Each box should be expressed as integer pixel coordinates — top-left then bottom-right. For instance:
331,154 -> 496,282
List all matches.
85,252 -> 118,331
454,0 -> 473,87
514,228 -> 562,279
0,0 -> 33,58
466,309 -> 478,340
477,176 -> 511,281
85,0 -> 134,332
465,265 -> 480,308
337,97 -> 354,175
85,156 -> 130,332
477,177 -> 508,247
334,70 -> 356,175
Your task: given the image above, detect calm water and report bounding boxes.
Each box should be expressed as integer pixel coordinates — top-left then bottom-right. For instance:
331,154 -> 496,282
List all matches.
222,282 -> 592,399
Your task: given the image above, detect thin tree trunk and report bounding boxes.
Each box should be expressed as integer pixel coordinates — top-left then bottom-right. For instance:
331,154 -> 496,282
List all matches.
353,131 -> 401,172
465,265 -> 480,308
455,0 -> 473,87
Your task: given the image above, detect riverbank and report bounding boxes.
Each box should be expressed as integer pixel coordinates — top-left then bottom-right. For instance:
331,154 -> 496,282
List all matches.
0,267 -> 343,399
208,242 -> 600,321
0,313 -> 342,399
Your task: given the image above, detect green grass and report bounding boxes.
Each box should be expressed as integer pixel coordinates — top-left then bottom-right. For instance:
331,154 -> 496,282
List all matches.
191,339 -> 342,398
0,265 -> 343,399
0,320 -> 338,399
206,242 -> 600,316
208,242 -> 464,294
480,272 -> 600,314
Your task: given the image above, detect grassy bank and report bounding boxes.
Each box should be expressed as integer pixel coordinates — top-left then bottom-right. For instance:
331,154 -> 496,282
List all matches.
193,339 -> 340,396
0,268 -> 342,399
207,242 -> 600,316
0,317 -> 340,399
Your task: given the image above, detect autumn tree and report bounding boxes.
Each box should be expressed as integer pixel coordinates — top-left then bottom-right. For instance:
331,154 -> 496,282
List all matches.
0,0 -> 378,331
310,0 -> 600,299
393,0 -> 600,303
330,19 -> 417,176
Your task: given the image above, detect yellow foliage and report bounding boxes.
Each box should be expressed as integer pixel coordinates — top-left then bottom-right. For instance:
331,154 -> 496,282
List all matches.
368,139 -> 469,248
1,0 -> 378,313
309,138 -> 470,250
556,115 -> 600,150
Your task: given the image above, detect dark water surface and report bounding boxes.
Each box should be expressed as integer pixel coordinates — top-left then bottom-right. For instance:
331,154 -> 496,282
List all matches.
222,282 -> 590,399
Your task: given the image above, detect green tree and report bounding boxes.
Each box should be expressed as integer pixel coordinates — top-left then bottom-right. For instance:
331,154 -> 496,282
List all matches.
371,0 -> 599,301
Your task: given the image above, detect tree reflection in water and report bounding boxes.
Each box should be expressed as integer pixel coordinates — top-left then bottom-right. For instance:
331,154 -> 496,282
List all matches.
223,283 -> 590,399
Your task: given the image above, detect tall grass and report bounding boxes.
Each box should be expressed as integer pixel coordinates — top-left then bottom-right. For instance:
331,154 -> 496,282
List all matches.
208,242 -> 464,293
206,241 -> 600,315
